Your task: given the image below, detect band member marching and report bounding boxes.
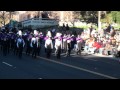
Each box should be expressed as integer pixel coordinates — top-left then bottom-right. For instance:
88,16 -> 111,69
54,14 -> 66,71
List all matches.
45,36 -> 53,58
62,34 -> 68,53
76,35 -> 83,55
26,36 -> 31,56
25,31 -> 33,55
39,32 -> 44,44
44,30 -> 52,53
54,32 -> 62,55
36,36 -> 41,56
55,36 -> 62,59
66,34 -> 73,57
16,35 -> 25,59
31,35 -> 38,58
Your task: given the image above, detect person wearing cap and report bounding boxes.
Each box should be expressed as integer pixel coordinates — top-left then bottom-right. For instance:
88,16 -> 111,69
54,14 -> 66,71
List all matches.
45,36 -> 53,58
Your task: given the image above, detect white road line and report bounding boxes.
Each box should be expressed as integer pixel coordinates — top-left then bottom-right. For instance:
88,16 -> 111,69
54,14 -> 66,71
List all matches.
2,62 -> 13,67
37,56 -> 117,79
22,52 -> 117,79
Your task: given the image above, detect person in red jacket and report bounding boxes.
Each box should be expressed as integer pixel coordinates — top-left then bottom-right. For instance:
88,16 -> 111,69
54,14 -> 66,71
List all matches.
93,39 -> 102,54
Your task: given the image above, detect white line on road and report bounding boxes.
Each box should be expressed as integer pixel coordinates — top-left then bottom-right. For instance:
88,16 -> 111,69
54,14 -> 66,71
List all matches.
37,56 -> 117,79
22,52 -> 117,79
2,62 -> 13,67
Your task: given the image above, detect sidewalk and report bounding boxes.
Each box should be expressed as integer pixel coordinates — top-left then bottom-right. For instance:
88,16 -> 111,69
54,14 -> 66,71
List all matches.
92,53 -> 119,61
81,51 -> 120,61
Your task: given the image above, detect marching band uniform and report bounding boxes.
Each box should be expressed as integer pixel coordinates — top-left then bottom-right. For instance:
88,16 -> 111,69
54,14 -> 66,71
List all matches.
36,36 -> 41,56
13,34 -> 18,55
54,32 -> 62,54
55,37 -> 62,59
31,35 -> 38,58
45,36 -> 53,58
44,35 -> 49,53
71,35 -> 76,50
66,35 -> 73,56
26,37 -> 31,56
16,36 -> 25,58
76,35 -> 83,55
39,32 -> 44,44
62,34 -> 67,53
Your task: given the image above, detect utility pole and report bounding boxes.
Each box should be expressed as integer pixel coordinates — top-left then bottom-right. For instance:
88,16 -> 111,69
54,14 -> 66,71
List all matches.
98,11 -> 101,32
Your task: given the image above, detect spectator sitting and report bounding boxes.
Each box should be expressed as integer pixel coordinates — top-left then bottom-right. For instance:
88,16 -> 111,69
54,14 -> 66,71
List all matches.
104,42 -> 112,56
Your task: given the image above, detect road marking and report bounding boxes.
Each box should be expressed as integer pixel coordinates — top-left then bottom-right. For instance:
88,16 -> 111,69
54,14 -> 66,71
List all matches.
22,52 -> 117,79
2,62 -> 13,67
37,56 -> 117,79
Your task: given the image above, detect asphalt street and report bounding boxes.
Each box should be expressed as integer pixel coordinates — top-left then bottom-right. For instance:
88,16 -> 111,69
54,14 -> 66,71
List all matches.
0,45 -> 120,79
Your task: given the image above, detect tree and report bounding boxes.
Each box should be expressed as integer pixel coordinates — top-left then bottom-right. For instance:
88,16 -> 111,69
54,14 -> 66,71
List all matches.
0,11 -> 9,26
111,11 -> 120,23
80,11 -> 98,23
101,11 -> 120,24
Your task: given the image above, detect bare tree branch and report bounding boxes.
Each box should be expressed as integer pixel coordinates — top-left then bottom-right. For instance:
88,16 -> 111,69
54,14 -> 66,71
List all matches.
0,11 -> 9,26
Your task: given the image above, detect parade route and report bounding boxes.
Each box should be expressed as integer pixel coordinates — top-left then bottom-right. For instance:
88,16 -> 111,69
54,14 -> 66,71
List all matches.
0,48 -> 120,79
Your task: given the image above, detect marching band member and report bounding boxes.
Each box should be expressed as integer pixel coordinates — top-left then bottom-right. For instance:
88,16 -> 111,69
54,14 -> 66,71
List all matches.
54,32 -> 62,54
66,34 -> 73,56
39,32 -> 44,44
45,36 -> 53,58
31,35 -> 38,58
36,36 -> 41,56
62,34 -> 67,53
16,35 -> 25,58
76,35 -> 83,55
26,36 -> 31,56
55,36 -> 62,59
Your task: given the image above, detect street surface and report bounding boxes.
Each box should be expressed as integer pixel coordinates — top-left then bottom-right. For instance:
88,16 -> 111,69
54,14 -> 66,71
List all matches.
0,45 -> 120,79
